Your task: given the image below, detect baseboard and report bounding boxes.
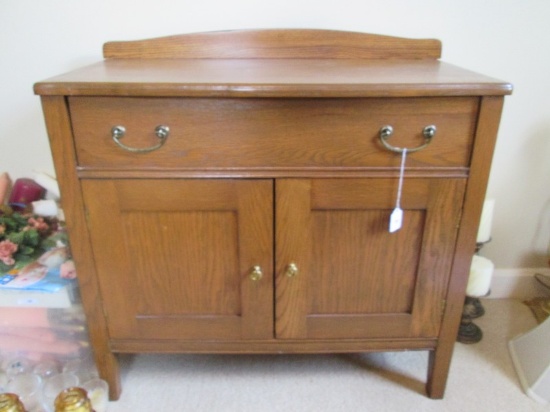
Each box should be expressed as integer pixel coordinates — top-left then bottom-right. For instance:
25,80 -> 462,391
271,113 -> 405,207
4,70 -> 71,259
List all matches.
489,268 -> 550,299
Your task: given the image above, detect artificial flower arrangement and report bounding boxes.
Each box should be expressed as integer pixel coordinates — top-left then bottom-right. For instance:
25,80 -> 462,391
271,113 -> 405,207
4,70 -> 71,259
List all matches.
0,205 -> 60,272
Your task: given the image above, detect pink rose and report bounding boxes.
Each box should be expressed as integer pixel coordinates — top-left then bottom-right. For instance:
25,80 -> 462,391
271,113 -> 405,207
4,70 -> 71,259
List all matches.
60,259 -> 77,279
0,240 -> 18,266
26,217 -> 50,234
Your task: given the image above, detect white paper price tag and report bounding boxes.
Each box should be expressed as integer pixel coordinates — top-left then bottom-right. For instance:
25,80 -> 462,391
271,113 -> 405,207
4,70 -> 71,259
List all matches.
389,207 -> 403,233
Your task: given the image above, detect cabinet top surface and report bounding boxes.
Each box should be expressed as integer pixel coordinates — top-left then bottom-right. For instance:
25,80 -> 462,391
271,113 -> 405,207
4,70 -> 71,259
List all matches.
34,59 -> 511,98
34,29 -> 512,98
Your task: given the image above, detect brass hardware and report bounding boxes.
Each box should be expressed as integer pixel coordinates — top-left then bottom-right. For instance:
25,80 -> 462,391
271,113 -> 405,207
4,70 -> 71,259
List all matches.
112,125 -> 126,139
111,124 -> 170,153
285,262 -> 299,278
379,124 -> 436,153
154,125 -> 170,139
249,265 -> 263,281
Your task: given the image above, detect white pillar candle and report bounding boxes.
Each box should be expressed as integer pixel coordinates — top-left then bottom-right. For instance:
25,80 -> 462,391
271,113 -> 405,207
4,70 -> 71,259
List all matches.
466,255 -> 494,297
477,198 -> 495,243
31,199 -> 58,217
32,172 -> 60,199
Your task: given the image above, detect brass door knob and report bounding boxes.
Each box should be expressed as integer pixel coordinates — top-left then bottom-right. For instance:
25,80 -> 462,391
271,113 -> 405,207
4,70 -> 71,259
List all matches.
249,265 -> 263,281
285,262 -> 299,278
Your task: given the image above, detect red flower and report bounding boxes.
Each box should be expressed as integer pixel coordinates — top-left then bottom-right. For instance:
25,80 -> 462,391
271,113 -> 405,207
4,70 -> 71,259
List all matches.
0,240 -> 18,266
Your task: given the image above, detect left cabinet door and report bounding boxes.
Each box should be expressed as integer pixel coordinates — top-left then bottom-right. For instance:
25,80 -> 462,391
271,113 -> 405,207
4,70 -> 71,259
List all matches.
81,179 -> 274,341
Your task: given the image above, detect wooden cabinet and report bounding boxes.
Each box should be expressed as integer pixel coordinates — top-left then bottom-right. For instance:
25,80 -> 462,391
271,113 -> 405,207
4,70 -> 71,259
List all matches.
34,29 -> 512,401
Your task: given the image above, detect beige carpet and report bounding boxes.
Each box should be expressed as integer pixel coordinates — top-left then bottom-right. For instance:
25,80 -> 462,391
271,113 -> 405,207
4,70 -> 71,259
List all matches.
107,299 -> 547,411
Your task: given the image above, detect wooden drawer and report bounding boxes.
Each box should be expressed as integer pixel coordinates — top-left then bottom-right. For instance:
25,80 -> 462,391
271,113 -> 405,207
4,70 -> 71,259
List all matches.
69,96 -> 479,170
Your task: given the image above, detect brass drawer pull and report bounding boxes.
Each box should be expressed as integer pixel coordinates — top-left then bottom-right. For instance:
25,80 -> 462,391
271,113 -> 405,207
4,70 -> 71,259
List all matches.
111,125 -> 170,153
379,125 -> 436,153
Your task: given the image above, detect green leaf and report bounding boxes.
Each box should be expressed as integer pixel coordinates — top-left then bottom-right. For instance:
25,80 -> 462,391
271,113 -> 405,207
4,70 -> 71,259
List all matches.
13,254 -> 36,268
17,245 -> 35,255
6,230 -> 25,245
0,261 -> 14,272
24,229 -> 40,247
6,229 -> 40,248
11,213 -> 29,226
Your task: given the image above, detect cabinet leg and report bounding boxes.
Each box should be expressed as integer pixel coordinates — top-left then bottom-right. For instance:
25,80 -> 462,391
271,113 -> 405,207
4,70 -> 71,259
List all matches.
426,345 -> 452,399
94,350 -> 121,400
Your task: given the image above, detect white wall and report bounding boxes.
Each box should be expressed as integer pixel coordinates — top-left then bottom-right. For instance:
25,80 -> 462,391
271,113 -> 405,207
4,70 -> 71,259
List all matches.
1,0 -> 549,270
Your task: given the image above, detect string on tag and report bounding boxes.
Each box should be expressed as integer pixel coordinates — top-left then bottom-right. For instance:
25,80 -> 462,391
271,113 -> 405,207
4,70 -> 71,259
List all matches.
389,148 -> 407,233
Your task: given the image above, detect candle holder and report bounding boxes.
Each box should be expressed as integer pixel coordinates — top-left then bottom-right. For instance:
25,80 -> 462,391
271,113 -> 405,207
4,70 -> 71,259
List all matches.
457,296 -> 485,344
457,240 -> 491,344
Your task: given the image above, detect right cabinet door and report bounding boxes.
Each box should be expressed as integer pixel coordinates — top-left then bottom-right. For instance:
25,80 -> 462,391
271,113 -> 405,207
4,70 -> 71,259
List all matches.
275,178 -> 466,340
